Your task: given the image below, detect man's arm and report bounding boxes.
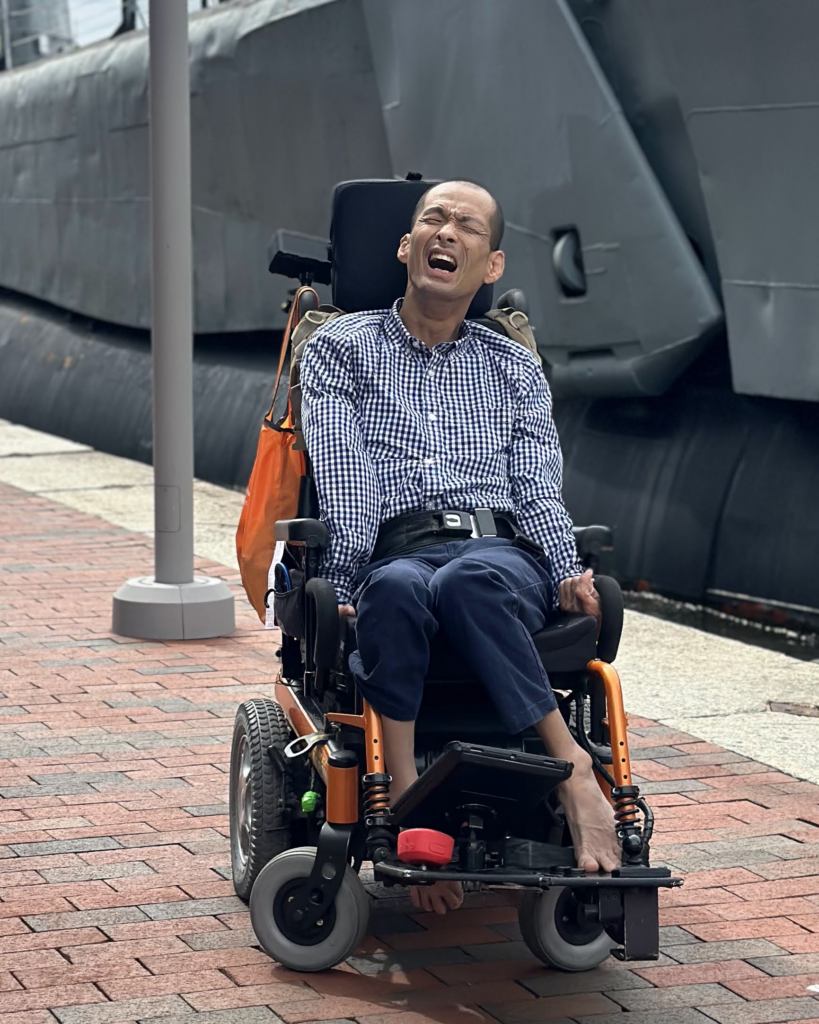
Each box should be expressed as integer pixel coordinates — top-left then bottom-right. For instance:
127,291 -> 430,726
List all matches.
508,370 -> 585,607
300,330 -> 381,604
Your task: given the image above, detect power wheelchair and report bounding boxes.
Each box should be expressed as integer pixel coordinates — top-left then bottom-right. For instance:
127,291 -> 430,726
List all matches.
229,176 -> 680,973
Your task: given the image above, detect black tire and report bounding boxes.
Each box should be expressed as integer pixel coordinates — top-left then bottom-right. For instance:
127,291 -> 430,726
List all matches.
519,888 -> 614,971
230,699 -> 294,901
250,847 -> 370,971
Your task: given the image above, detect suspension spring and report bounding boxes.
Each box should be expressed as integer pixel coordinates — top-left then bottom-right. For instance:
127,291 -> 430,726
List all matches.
611,785 -> 640,826
363,772 -> 391,820
363,772 -> 395,865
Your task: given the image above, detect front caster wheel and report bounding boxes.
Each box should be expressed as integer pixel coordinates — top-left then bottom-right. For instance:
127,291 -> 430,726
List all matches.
519,888 -> 614,972
249,847 -> 370,972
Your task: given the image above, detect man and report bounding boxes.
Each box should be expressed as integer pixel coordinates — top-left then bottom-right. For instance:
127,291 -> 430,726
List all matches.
300,180 -> 619,915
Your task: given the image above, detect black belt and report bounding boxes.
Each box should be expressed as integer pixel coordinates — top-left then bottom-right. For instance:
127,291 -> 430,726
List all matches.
371,508 -> 545,564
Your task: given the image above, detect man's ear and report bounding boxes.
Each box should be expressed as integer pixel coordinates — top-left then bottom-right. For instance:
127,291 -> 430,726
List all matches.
483,249 -> 505,286
397,233 -> 410,266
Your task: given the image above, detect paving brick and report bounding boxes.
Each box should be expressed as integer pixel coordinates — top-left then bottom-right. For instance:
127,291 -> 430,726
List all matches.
0,949 -> 68,971
9,839 -> 120,857
99,917 -> 228,941
611,982 -> 746,1009
180,927 -> 258,950
686,920 -> 809,942
183,982 -> 315,1012
703,999 -> 819,1024
132,1012 -> 282,1024
0,927 -> 108,955
138,948 -> 270,974
749,955 -> 819,977
137,896 -> 244,920
481,992 -> 620,1022
61,936 -> 190,964
23,908 -> 149,932
0,1012 -> 59,1024
521,966 -> 651,996
97,968 -> 234,999
52,995 -> 191,1024
13,959 -> 151,990
726,976 -> 819,1001
713,898 -> 818,921
662,925 -> 705,946
574,1012 -> 718,1024
668,938 -> 793,963
347,948 -> 473,975
635,962 -> 767,992
40,863 -> 156,883
0,983 -> 107,1013
383,926 -> 509,951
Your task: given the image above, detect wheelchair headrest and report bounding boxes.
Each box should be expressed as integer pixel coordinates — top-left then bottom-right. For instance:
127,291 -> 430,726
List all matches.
330,179 -> 494,318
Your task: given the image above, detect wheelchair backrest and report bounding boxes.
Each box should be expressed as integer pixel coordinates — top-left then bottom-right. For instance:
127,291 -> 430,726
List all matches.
329,178 -> 493,317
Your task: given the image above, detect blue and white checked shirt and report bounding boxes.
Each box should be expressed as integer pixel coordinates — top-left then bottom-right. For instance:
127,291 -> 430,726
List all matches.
299,299 -> 584,605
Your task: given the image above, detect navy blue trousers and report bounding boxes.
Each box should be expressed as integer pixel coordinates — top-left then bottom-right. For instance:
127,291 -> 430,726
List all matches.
348,538 -> 558,734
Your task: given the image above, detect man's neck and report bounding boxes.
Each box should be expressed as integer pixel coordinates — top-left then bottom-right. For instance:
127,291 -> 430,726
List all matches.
399,288 -> 471,348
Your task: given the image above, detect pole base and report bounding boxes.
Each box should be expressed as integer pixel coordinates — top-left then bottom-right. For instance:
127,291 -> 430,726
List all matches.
112,576 -> 235,640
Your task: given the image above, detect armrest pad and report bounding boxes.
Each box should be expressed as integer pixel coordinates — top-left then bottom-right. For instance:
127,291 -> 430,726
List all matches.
274,518 -> 330,548
573,524 -> 613,554
594,574 -> 623,664
573,524 -> 614,574
305,578 -> 340,669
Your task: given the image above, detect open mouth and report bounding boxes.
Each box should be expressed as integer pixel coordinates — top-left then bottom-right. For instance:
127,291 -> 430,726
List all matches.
427,250 -> 458,274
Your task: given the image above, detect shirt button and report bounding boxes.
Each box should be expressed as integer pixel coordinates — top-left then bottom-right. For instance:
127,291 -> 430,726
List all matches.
424,457 -> 435,466
429,414 -> 437,422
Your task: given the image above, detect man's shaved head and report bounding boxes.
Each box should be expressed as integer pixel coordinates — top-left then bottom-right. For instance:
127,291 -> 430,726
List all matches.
412,180 -> 505,251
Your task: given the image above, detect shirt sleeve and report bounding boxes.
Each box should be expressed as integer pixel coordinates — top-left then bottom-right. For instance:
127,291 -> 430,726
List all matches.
299,329 -> 382,604
508,369 -> 584,605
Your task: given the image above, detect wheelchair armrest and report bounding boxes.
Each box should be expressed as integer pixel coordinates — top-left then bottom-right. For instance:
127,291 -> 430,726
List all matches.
305,578 -> 339,670
275,518 -> 330,548
594,574 -> 623,664
573,524 -> 614,575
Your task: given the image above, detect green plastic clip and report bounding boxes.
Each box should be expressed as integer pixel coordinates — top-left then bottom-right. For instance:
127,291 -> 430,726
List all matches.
301,790 -> 320,814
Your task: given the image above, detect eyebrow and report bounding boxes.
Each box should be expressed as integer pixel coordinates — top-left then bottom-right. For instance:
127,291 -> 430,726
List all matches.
421,204 -> 484,228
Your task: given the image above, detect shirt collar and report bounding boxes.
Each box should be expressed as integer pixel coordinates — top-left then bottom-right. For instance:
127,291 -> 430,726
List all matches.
385,298 -> 472,355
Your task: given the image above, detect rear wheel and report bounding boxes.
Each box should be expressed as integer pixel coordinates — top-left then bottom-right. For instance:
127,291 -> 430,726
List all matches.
250,847 -> 370,971
519,888 -> 614,971
230,699 -> 294,901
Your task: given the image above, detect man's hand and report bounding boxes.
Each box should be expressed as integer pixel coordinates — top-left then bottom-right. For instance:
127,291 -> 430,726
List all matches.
338,604 -> 356,618
559,569 -> 601,625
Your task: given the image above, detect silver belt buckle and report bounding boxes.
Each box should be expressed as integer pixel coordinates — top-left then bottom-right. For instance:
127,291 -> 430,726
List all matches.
442,511 -> 475,535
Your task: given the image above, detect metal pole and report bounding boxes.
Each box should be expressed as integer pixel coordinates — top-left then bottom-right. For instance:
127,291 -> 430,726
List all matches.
1,0 -> 13,70
112,0 -> 234,640
150,0 -> 194,586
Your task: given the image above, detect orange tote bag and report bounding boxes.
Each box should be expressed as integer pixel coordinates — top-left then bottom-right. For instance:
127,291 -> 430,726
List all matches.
236,287 -> 317,621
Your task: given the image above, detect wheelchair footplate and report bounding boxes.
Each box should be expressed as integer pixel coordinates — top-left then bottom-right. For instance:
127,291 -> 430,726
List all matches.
371,740 -> 681,962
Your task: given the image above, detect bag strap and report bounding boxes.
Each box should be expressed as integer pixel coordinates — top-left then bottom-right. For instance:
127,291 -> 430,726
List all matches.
267,285 -> 319,422
484,307 -> 543,368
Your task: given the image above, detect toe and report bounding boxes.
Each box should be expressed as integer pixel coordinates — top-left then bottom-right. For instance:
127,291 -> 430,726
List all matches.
576,847 -> 600,873
443,884 -> 463,911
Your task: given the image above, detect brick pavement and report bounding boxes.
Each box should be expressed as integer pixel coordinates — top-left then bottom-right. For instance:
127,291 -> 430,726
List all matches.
3,479 -> 819,1024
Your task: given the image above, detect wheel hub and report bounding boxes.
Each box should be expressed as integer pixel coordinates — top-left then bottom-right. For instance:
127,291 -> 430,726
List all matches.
554,888 -> 604,946
234,735 -> 252,869
274,877 -> 338,945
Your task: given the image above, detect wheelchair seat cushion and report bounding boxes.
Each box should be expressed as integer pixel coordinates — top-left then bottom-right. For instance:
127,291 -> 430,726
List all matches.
340,610 -> 598,678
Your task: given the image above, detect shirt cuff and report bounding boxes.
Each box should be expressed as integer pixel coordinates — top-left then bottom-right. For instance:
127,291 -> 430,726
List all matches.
554,567 -> 585,609
321,574 -> 354,606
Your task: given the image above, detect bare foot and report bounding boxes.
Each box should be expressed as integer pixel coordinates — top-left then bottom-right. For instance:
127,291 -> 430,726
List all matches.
410,879 -> 464,916
558,754 -> 621,873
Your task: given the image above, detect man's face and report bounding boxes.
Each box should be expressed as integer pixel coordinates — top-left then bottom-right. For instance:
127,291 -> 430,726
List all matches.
397,184 -> 505,304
